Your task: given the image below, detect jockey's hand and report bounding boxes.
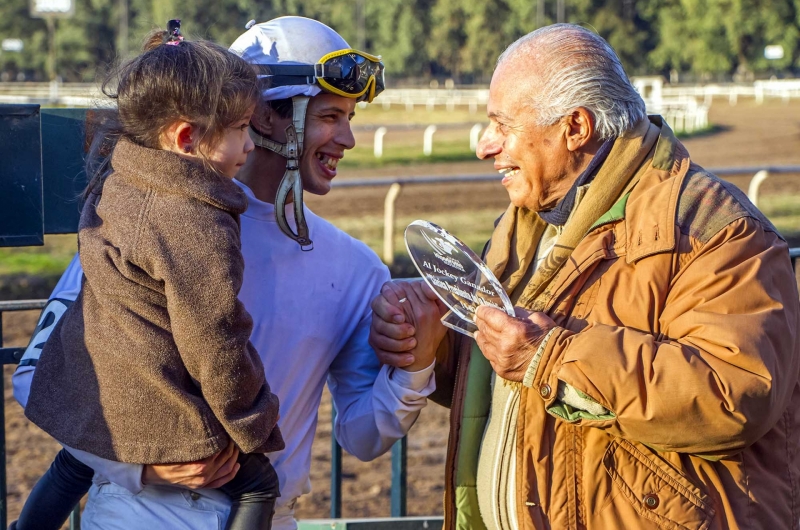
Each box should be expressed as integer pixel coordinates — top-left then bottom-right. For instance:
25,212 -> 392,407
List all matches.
142,439 -> 240,490
369,279 -> 447,371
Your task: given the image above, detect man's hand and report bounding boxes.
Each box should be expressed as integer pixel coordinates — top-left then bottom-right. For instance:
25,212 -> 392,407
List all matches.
369,279 -> 448,371
474,305 -> 557,382
142,440 -> 240,490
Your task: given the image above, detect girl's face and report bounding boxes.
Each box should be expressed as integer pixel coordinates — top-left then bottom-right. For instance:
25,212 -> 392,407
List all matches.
205,105 -> 256,178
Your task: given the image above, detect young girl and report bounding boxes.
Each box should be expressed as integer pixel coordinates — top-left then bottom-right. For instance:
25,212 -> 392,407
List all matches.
17,22 -> 283,530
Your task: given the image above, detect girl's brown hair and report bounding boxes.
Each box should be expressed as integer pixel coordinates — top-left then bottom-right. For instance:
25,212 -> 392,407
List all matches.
85,29 -> 258,197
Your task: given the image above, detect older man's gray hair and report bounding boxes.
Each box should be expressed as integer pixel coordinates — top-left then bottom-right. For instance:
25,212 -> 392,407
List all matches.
498,24 -> 646,140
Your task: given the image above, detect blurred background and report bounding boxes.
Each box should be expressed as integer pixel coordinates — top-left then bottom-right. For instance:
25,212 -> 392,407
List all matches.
4,0 -> 800,526
3,0 -> 800,84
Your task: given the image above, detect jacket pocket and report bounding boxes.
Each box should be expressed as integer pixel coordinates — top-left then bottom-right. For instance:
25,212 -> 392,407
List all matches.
603,440 -> 715,530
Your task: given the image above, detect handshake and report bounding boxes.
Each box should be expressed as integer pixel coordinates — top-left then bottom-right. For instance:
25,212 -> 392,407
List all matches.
368,280 -> 557,382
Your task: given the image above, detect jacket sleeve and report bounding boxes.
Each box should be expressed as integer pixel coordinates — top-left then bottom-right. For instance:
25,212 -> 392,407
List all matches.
142,206 -> 281,454
327,264 -> 436,461
328,315 -> 435,461
535,217 -> 800,458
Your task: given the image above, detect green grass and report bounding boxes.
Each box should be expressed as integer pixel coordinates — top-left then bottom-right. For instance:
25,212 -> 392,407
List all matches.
674,124 -> 723,140
329,209 -> 503,259
340,139 -> 478,168
0,234 -> 77,277
345,104 -> 486,168
353,104 -> 485,125
342,104 -> 487,168
758,195 -> 800,238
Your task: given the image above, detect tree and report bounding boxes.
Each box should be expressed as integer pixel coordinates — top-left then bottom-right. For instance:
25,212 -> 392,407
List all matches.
3,0 -> 800,84
568,0 -> 660,75
428,0 -> 469,79
371,0 -> 433,78
649,0 -> 800,78
0,0 -> 52,80
459,0 -> 512,80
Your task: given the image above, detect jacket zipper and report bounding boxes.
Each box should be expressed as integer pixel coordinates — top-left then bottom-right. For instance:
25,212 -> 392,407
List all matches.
572,425 -> 585,529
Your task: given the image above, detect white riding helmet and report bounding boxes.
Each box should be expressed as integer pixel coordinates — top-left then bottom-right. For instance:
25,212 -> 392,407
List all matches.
230,16 -> 385,250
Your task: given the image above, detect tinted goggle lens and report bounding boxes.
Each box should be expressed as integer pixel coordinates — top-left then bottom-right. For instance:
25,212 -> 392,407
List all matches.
321,53 -> 385,102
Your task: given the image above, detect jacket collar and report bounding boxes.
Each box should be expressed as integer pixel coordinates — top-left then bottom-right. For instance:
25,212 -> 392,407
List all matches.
486,117 -> 662,310
622,116 -> 692,263
110,138 -> 248,215
539,136 -> 615,226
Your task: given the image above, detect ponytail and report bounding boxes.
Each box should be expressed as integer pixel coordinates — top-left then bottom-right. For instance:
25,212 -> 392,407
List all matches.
142,30 -> 168,52
141,19 -> 184,51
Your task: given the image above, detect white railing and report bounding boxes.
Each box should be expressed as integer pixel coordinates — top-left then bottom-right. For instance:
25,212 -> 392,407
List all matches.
374,88 -> 489,112
8,77 -> 800,139
635,77 -> 800,106
634,77 -> 709,134
4,79 -> 800,107
0,82 -> 104,107
647,97 -> 709,134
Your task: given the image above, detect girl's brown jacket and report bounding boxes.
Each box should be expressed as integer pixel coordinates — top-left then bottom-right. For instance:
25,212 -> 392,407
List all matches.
25,139 -> 284,464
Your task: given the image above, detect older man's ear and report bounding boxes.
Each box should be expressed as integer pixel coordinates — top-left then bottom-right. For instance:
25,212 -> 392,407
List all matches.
563,107 -> 596,153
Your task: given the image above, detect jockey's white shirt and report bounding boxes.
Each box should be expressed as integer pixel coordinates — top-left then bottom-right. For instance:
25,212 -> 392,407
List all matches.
13,179 -> 435,530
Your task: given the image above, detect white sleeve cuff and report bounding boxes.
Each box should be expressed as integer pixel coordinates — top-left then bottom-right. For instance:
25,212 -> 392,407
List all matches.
390,360 -> 436,392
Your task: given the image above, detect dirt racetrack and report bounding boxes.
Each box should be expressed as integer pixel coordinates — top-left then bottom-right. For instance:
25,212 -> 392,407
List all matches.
3,98 -> 800,525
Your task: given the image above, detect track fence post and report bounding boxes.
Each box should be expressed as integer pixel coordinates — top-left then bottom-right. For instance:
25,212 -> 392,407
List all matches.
70,505 -> 80,529
383,183 -> 403,265
423,125 -> 437,157
391,436 -> 407,517
373,127 -> 387,158
747,170 -> 770,207
469,124 -> 483,152
331,408 -> 342,518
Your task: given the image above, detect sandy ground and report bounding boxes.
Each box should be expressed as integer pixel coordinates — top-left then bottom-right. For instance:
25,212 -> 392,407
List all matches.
3,98 -> 800,523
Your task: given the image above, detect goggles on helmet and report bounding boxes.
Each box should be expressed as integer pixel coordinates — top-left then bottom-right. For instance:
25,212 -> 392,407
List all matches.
254,49 -> 385,103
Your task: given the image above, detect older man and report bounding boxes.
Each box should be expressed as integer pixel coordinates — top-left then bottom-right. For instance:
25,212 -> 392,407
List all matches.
371,24 -> 800,529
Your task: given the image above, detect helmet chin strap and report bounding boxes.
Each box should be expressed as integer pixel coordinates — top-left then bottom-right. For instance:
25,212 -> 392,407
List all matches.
249,96 -> 313,251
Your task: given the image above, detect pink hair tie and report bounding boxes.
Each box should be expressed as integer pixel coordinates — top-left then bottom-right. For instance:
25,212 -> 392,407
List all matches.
165,19 -> 184,46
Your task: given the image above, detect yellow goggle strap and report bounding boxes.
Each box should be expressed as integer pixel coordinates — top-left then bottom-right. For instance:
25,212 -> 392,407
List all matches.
316,75 -> 377,102
318,48 -> 382,64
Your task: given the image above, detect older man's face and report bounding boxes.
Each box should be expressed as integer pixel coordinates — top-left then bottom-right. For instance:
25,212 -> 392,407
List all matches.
477,61 -> 575,211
